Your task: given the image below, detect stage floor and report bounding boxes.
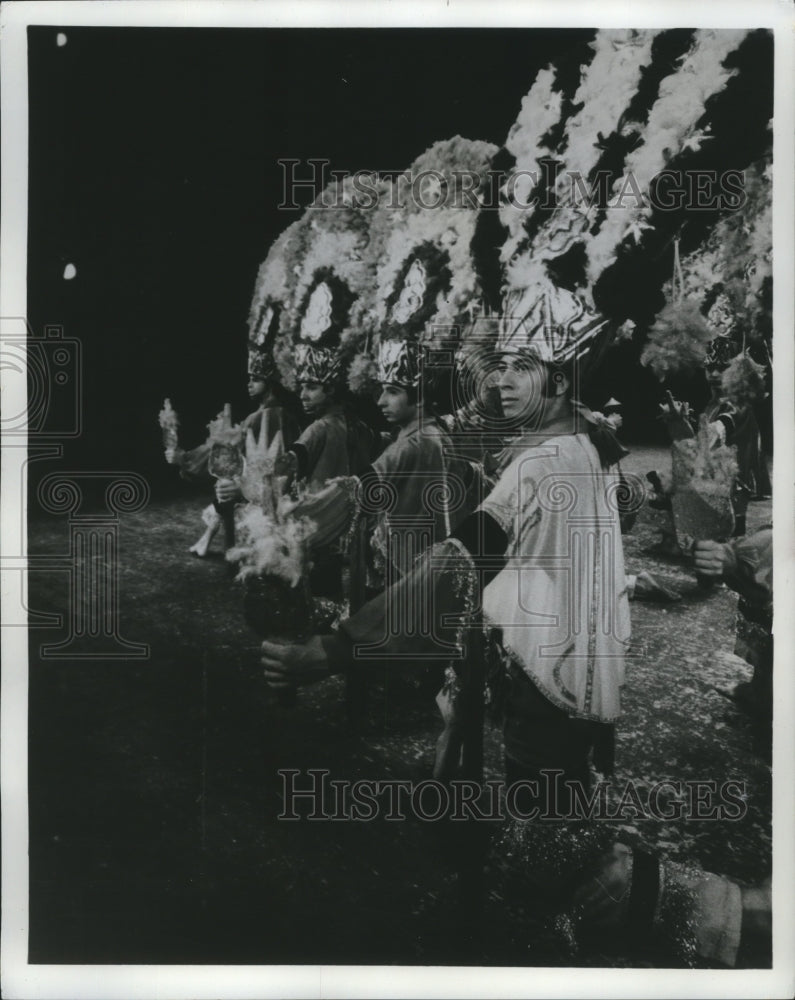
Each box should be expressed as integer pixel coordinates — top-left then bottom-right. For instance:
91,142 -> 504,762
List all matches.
24,445 -> 772,965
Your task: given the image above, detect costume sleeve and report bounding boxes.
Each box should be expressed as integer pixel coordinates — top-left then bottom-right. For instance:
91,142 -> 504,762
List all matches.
477,455 -> 541,546
289,479 -> 359,552
712,401 -> 739,445
722,527 -> 773,607
294,419 -> 327,480
450,511 -> 509,586
178,442 -> 212,481
329,511 -> 507,672
240,410 -> 259,433
371,434 -> 419,478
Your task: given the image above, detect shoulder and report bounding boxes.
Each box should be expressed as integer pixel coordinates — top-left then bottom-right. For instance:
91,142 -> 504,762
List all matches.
499,436 -> 569,480
298,416 -> 330,445
373,431 -> 419,472
241,409 -> 261,430
485,434 -> 594,503
733,527 -> 773,562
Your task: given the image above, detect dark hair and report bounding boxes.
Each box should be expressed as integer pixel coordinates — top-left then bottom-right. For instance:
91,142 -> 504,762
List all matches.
264,378 -> 303,418
403,383 -> 421,407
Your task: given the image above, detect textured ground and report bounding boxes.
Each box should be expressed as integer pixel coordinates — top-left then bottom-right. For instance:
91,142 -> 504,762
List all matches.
25,446 -> 772,966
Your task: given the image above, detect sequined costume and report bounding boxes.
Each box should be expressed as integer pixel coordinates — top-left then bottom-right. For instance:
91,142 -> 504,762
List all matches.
327,419 -> 630,806
367,415 -> 458,581
292,404 -> 375,493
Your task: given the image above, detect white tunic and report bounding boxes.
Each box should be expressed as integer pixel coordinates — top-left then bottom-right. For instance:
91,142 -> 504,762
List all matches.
480,432 -> 631,722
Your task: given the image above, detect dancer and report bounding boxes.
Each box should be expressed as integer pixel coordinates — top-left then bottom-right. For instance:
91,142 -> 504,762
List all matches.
347,337 -> 479,718
289,344 -> 376,491
365,338 -> 469,584
278,343 -> 378,600
168,353 -> 300,555
261,282 -> 631,812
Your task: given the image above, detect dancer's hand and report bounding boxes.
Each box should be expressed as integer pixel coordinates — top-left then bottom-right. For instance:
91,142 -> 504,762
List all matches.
658,391 -> 694,441
215,477 -> 241,503
261,636 -> 329,689
693,539 -> 733,577
274,451 -> 298,485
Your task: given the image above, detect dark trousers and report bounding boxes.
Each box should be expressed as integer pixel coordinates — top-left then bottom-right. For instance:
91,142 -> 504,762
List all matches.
503,671 -> 603,819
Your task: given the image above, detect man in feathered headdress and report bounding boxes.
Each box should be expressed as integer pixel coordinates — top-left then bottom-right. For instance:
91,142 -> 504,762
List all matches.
262,278 -> 631,817
276,344 -> 378,601
240,350 -> 302,451
167,350 -> 301,556
286,345 -> 376,494
364,337 -> 462,582
333,335 -> 475,722
208,349 -> 303,548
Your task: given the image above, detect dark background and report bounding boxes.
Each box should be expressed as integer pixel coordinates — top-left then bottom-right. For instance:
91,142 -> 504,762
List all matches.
25,26 -> 592,492
27,25 -> 775,501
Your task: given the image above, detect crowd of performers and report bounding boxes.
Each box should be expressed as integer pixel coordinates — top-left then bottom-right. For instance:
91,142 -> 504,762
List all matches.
164,284 -> 772,968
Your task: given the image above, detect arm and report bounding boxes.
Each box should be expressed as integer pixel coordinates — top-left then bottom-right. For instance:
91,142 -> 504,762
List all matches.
271,420 -> 326,484
708,400 -> 738,446
166,441 -> 212,482
658,391 -> 695,443
261,510 -> 508,687
693,528 -> 772,606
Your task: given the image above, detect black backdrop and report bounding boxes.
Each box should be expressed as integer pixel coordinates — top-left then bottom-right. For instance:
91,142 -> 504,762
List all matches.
26,26 -> 772,498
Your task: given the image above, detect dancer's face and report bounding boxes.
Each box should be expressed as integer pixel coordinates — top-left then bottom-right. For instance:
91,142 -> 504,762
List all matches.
377,384 -> 417,427
300,381 -> 332,417
248,378 -> 266,401
706,368 -> 723,391
496,352 -> 547,426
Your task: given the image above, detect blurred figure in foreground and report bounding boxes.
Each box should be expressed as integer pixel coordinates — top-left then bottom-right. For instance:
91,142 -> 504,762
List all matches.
694,527 -> 773,762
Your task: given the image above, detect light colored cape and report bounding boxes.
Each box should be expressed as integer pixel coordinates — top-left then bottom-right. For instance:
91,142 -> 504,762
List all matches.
480,433 -> 631,722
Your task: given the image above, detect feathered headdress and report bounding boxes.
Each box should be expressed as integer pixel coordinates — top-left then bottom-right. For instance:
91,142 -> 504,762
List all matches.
498,281 -> 608,365
364,138 -> 499,398
294,343 -> 343,385
703,334 -> 741,372
703,294 -> 741,371
248,347 -> 276,382
376,339 -> 421,388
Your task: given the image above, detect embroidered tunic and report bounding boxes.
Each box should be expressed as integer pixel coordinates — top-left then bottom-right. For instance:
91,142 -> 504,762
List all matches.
369,416 -> 454,578
479,432 -> 630,723
295,405 -> 374,492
